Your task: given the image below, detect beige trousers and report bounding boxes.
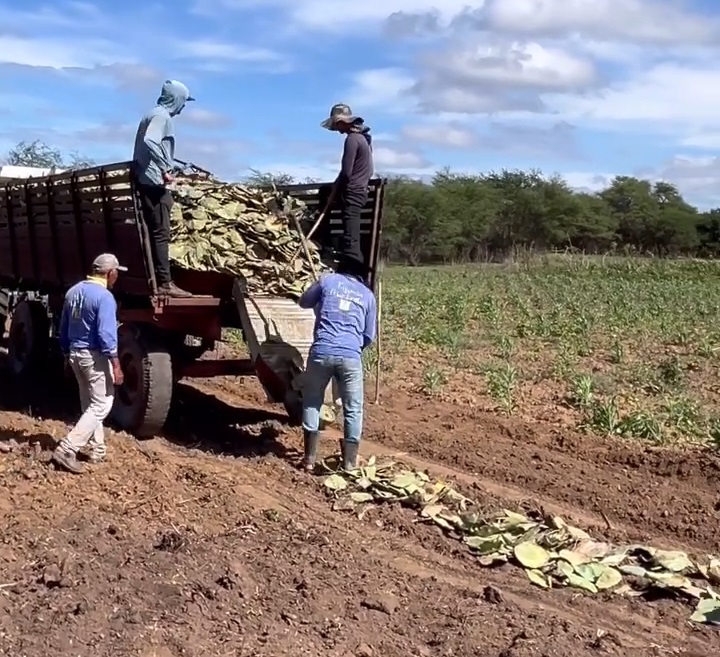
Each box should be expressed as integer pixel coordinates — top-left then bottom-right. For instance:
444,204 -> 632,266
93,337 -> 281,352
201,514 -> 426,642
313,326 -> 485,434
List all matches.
58,349 -> 115,457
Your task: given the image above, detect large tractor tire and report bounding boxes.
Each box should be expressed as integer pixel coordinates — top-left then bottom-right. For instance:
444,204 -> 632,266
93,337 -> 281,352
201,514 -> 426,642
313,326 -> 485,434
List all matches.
111,323 -> 173,438
7,299 -> 50,377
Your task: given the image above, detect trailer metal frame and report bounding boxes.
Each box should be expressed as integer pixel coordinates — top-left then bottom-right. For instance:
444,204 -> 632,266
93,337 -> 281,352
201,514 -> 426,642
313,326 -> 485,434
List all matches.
0,162 -> 385,437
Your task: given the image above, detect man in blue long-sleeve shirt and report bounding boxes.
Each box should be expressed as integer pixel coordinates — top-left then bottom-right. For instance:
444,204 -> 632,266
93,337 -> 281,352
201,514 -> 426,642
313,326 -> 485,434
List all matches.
52,254 -> 126,474
298,255 -> 377,471
132,79 -> 194,298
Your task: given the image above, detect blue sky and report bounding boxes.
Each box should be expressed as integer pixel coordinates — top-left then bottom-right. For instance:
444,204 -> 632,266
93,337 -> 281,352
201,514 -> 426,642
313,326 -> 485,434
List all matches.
3,0 -> 720,206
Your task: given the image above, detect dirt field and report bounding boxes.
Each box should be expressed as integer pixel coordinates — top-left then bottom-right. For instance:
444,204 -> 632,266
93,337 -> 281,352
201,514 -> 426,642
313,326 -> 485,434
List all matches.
1,354 -> 719,657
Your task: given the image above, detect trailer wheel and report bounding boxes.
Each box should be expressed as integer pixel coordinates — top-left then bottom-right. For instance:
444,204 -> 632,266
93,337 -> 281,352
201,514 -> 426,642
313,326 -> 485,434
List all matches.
7,299 -> 50,377
111,324 -> 173,438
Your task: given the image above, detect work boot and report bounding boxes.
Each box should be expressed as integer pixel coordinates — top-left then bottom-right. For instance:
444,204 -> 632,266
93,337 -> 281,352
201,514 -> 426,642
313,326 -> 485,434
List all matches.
51,448 -> 83,474
342,441 -> 360,471
158,281 -> 192,298
86,452 -> 106,464
301,430 -> 320,472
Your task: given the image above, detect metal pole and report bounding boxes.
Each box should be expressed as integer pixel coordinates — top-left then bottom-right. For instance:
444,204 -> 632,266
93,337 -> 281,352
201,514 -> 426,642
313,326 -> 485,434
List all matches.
373,274 -> 383,404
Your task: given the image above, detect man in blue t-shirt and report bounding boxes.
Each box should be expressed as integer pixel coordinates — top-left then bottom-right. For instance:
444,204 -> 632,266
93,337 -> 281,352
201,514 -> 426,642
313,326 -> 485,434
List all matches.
298,255 -> 377,471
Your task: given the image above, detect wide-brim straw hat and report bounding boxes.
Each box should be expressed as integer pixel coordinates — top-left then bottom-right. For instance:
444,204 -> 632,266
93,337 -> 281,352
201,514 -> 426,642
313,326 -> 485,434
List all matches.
321,103 -> 363,130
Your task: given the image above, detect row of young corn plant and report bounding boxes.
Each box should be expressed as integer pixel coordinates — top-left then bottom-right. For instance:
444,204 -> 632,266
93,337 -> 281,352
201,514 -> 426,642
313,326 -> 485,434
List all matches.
380,257 -> 720,446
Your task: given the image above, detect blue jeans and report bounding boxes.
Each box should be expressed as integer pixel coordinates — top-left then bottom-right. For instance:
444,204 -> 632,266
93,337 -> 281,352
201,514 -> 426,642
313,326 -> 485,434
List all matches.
302,355 -> 364,444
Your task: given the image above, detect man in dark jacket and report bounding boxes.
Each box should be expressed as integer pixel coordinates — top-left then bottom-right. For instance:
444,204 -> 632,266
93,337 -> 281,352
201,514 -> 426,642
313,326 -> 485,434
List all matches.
132,79 -> 195,298
320,103 -> 374,263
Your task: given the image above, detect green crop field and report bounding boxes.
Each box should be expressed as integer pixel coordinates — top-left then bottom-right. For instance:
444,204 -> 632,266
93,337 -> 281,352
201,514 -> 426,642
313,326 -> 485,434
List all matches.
372,256 -> 720,446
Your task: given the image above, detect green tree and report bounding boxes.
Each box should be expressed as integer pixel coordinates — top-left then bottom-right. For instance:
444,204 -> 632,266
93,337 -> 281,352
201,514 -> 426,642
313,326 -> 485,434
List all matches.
245,169 -> 296,186
376,170 -> 713,263
5,140 -> 64,168
3,140 -> 95,171
66,151 -> 97,170
5,139 -> 716,262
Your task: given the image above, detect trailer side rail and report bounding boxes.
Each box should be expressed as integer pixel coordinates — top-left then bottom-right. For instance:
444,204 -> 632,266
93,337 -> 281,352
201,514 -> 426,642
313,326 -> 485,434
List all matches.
0,161 -> 155,298
277,178 -> 386,290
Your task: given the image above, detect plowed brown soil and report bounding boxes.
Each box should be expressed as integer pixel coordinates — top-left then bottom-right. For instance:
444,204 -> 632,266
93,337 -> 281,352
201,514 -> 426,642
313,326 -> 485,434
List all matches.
1,365 -> 719,656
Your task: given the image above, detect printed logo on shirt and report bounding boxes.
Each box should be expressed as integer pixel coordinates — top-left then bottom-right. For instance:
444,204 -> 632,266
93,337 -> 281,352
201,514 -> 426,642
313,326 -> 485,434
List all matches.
70,293 -> 85,319
330,281 -> 363,312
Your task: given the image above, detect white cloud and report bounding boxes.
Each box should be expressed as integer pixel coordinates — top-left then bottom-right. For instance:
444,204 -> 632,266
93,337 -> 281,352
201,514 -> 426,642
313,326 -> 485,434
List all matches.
561,171 -> 615,193
180,40 -> 283,63
477,0 -> 720,45
0,35 -> 122,69
0,7 -> 289,77
346,68 -> 416,112
373,145 -> 431,170
183,108 -> 234,128
549,63 -> 720,130
654,156 -> 720,207
562,158 -> 720,209
401,123 -> 478,148
172,40 -> 291,73
197,0 -> 486,31
5,0 -> 720,207
211,0 -> 714,49
80,64 -> 164,92
412,41 -> 597,114
346,42 -> 598,117
324,1 -> 720,150
0,3 -> 108,31
401,118 -> 579,158
292,0 -> 479,30
426,42 -> 596,90
681,134 -> 720,150
255,142 -> 432,183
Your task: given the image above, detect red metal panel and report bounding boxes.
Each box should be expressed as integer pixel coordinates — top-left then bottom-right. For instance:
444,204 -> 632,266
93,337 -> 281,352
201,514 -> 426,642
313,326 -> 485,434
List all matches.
0,162 -> 157,299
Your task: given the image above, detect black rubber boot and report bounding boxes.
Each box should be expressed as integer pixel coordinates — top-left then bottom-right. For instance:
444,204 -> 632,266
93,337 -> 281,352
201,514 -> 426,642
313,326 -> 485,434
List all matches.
342,441 -> 359,471
302,430 -> 320,472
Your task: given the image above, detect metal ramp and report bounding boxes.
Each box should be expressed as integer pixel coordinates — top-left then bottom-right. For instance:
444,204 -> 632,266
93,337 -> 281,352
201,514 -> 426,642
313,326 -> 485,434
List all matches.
232,279 -> 337,424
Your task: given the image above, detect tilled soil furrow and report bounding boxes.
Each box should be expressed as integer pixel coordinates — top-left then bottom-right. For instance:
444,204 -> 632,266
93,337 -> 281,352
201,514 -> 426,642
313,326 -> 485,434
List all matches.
2,370 -> 720,657
189,378 -> 720,552
1,432 -> 714,656
362,390 -> 720,551
152,437 -> 719,654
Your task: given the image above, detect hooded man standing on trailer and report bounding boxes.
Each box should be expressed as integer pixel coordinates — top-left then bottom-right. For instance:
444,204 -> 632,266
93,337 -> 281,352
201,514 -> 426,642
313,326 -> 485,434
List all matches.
52,254 -> 126,474
298,255 -> 377,472
132,79 -> 194,299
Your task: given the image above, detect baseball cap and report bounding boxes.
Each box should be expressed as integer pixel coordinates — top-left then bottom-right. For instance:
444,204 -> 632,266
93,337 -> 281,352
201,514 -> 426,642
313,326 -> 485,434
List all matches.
92,253 -> 127,273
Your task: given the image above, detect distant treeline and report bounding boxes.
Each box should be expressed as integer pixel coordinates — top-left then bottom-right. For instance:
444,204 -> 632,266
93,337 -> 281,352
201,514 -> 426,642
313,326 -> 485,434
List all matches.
378,169 -> 720,264
6,141 -> 719,264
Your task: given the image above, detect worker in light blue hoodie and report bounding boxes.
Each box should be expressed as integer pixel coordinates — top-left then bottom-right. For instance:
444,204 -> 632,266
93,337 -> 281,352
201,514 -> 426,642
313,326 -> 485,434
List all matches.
133,79 -> 195,298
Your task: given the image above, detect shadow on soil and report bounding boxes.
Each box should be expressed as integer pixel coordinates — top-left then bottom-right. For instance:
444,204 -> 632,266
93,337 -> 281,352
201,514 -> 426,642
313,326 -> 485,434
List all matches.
0,351 -> 77,416
0,351 -> 296,461
163,383 -> 296,460
0,428 -> 57,452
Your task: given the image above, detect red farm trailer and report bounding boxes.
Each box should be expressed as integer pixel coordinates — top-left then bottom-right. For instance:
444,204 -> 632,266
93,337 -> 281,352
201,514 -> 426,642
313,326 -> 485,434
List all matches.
0,162 -> 385,437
